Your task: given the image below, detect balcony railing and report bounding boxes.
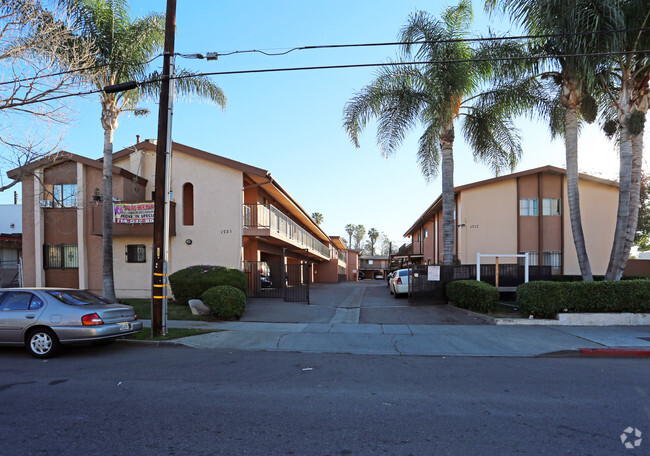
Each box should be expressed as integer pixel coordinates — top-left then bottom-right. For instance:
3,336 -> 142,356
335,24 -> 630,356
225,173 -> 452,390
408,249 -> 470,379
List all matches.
244,204 -> 330,258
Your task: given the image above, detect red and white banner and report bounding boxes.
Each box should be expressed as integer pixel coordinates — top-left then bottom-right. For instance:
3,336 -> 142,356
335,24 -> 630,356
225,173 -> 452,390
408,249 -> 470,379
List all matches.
113,202 -> 155,224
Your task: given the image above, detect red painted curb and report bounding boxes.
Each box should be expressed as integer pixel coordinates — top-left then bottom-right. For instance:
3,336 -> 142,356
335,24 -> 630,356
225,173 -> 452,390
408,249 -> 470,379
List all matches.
580,348 -> 650,357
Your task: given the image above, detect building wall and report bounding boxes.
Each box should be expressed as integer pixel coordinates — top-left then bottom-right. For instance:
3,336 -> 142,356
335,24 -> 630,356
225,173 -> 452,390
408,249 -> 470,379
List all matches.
459,179 -> 518,264
563,178 -> 618,275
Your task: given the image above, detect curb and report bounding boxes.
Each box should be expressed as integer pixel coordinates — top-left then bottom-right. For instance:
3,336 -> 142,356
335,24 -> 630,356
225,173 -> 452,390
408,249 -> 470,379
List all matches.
579,348 -> 650,357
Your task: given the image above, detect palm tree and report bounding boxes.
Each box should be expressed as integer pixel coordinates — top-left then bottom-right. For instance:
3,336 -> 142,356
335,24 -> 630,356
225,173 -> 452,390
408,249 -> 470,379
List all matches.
344,1 -> 531,265
354,225 -> 366,250
71,0 -> 226,300
599,0 -> 649,280
311,212 -> 324,225
367,228 -> 380,255
345,223 -> 355,247
487,0 -> 621,280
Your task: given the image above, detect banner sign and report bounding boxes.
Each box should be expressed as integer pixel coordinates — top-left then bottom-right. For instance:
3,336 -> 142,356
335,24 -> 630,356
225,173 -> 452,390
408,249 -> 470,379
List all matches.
113,202 -> 155,224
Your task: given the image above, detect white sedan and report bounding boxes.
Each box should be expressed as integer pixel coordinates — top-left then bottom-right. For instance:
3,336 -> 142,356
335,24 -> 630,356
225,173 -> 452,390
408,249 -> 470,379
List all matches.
389,269 -> 411,298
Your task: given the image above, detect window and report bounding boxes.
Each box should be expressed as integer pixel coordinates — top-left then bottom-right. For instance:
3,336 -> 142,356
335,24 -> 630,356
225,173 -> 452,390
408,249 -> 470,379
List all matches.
43,244 -> 78,269
126,245 -> 146,263
543,198 -> 561,216
520,198 -> 538,216
183,182 -> 194,226
424,228 -> 429,238
519,251 -> 539,266
0,292 -> 42,311
543,251 -> 562,269
41,184 -> 77,208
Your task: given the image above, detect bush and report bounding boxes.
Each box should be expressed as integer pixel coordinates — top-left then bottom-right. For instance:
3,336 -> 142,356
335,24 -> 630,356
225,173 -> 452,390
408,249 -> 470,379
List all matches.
169,265 -> 247,305
446,280 -> 499,313
517,280 -> 650,318
202,285 -> 247,320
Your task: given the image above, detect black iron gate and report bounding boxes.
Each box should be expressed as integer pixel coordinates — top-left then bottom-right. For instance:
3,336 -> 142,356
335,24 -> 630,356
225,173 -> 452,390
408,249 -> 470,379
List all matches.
244,260 -> 310,303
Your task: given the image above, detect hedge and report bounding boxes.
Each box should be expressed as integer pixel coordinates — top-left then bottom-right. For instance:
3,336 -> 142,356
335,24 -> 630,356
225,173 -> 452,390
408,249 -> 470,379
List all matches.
516,280 -> 650,318
202,285 -> 247,320
446,280 -> 499,313
168,265 -> 247,305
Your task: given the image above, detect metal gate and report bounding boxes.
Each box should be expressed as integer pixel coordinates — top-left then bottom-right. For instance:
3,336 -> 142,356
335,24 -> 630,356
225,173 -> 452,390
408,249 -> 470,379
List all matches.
244,260 -> 310,303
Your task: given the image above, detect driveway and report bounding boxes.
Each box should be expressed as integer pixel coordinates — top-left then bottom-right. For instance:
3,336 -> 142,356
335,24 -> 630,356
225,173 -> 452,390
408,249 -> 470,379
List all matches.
241,280 -> 487,325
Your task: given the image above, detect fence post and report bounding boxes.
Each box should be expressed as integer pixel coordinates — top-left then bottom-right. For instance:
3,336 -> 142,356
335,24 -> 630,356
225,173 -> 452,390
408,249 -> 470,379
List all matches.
524,252 -> 529,283
476,252 -> 481,282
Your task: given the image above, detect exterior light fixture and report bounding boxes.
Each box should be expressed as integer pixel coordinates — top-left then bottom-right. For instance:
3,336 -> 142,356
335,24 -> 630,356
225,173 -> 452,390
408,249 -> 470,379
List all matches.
185,239 -> 192,245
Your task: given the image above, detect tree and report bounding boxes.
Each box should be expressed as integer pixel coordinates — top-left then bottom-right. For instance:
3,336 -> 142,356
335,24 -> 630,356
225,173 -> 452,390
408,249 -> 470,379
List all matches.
353,225 -> 366,250
345,223 -> 355,248
344,1 -> 532,265
487,0 -> 622,281
597,0 -> 649,280
379,232 -> 391,255
71,0 -> 226,300
311,212 -> 324,225
367,228 -> 380,255
634,172 -> 650,251
0,0 -> 94,191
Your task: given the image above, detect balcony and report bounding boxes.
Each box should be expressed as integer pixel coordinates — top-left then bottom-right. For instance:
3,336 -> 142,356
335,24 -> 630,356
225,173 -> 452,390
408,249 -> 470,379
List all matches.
243,204 -> 330,259
91,201 -> 176,237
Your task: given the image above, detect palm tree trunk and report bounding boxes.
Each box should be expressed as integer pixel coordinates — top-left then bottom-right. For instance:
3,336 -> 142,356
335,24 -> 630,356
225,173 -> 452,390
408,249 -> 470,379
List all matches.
565,105 -> 593,281
101,99 -> 118,301
616,132 -> 644,279
605,128 -> 634,280
440,125 -> 455,265
102,126 -> 116,301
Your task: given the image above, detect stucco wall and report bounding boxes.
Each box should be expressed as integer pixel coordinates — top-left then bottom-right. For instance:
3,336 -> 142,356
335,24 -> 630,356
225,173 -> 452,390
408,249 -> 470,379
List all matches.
563,179 -> 618,275
459,180 -> 518,264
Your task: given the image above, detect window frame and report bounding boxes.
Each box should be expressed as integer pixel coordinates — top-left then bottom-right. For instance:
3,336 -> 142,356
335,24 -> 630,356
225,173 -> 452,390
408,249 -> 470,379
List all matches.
125,244 -> 147,263
43,244 -> 79,269
41,183 -> 78,208
519,198 -> 538,216
542,197 -> 562,216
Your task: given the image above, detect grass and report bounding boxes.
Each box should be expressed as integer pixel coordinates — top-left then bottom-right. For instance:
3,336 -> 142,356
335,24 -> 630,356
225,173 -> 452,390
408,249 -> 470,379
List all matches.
125,327 -> 219,341
119,298 -> 219,321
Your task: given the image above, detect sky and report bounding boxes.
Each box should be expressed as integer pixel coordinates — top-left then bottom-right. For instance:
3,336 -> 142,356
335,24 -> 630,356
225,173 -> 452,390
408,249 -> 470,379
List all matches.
2,0 -> 641,248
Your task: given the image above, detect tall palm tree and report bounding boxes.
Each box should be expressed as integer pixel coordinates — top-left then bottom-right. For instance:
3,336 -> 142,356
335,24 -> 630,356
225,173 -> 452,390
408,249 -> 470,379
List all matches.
345,223 -> 355,248
311,212 -> 324,225
599,0 -> 649,280
344,1 -> 532,265
71,0 -> 226,300
487,0 -> 621,280
354,225 -> 366,250
367,228 -> 380,255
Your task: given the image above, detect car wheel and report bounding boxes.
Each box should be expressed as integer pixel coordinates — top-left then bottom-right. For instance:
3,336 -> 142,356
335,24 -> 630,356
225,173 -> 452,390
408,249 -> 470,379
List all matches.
27,328 -> 60,359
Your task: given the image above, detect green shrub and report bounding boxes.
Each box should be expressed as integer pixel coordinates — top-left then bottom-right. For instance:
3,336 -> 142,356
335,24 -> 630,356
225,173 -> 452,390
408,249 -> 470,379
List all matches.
169,265 -> 247,305
517,280 -> 650,318
202,285 -> 247,320
446,280 -> 499,313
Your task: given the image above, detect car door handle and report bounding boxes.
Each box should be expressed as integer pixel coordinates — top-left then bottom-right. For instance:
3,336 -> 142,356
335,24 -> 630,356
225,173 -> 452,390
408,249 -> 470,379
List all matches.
25,315 -> 36,319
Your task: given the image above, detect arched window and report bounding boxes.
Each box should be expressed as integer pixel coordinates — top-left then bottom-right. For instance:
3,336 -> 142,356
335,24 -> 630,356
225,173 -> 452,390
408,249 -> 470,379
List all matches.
183,182 -> 194,226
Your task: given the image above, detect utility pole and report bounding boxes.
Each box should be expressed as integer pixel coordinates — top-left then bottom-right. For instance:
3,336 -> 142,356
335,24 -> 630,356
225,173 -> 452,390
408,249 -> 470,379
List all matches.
152,0 -> 176,337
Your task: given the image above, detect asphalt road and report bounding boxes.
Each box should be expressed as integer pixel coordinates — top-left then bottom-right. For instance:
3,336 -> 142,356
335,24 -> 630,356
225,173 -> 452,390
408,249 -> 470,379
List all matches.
0,344 -> 648,455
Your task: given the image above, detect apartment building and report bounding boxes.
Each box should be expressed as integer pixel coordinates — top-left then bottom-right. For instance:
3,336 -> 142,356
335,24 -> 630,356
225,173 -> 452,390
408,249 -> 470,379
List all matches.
402,166 -> 619,275
10,140 -> 351,298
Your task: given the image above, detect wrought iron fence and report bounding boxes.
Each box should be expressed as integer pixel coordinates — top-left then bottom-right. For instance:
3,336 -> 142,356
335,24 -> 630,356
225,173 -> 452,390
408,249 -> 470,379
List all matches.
244,261 -> 310,303
408,264 -> 552,305
0,260 -> 22,287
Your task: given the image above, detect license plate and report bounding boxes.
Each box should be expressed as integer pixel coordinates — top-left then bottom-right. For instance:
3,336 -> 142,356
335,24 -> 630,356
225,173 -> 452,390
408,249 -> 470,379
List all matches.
118,322 -> 132,331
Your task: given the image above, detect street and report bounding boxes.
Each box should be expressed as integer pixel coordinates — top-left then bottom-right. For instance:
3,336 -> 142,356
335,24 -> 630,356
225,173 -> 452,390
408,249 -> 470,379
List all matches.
0,344 -> 648,455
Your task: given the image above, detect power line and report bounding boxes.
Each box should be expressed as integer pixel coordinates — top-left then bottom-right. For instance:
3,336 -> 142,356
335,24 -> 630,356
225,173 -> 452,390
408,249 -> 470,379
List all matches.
0,54 -> 164,87
179,27 -> 650,60
2,48 -> 648,111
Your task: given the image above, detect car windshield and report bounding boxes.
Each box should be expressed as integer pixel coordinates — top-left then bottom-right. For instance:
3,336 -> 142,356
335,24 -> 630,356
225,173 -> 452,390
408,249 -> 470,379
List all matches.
46,290 -> 113,306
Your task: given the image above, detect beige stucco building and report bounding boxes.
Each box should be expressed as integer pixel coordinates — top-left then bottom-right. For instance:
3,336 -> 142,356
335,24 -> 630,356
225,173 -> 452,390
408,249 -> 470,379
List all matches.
10,140 -> 355,298
402,166 -> 619,275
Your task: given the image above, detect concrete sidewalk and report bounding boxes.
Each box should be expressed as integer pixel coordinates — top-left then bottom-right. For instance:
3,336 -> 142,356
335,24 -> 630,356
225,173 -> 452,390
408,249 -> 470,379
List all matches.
143,320 -> 650,357
139,282 -> 650,357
